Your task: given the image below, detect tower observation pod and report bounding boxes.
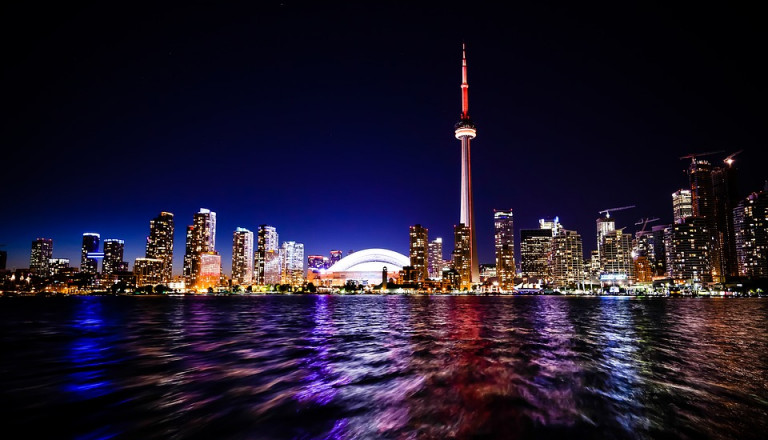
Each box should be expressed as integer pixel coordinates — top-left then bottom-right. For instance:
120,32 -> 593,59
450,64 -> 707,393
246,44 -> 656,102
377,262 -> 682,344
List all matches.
454,43 -> 479,285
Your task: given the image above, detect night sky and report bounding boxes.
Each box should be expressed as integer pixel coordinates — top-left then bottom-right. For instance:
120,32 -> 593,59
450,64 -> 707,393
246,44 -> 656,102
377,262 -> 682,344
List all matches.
1,1 -> 765,274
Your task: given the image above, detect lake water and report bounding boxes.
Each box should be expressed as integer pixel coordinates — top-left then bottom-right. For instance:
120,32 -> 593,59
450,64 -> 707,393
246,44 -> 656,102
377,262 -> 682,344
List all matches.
1,295 -> 766,439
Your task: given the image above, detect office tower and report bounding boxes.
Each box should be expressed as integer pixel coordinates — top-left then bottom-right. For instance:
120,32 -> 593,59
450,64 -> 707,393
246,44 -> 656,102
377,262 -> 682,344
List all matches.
539,217 -> 562,235
232,228 -> 254,285
183,208 -> 217,288
81,233 -> 100,274
454,44 -> 479,283
452,223 -> 471,289
520,228 -> 552,282
666,217 -> 711,283
198,253 -> 221,289
102,239 -> 125,277
145,212 -> 174,283
733,189 -> 768,278
330,250 -> 343,266
48,258 -> 69,277
672,189 -> 693,224
551,230 -> 583,288
712,159 -> 740,278
427,238 -> 443,279
30,238 -> 53,277
308,255 -> 325,271
256,225 -> 279,285
134,258 -> 163,286
409,224 -> 429,282
687,158 -> 723,281
493,209 -> 515,289
281,241 -> 305,286
600,230 -> 634,283
651,225 -> 668,276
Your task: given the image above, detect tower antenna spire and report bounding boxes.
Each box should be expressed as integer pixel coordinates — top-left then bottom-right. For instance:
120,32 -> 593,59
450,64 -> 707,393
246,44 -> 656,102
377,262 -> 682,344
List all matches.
461,43 -> 469,119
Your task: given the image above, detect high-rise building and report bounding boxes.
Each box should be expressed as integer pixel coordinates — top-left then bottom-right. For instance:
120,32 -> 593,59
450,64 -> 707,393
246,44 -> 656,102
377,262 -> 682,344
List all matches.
102,239 -> 125,277
520,228 -> 552,282
48,258 -> 70,277
551,230 -> 583,288
281,241 -> 305,286
255,225 -> 279,285
733,189 -> 768,278
330,250 -> 343,266
687,158 -> 723,281
712,159 -> 740,278
600,230 -> 634,283
427,238 -> 443,279
30,238 -> 53,277
672,189 -> 693,224
81,233 -> 100,274
651,225 -> 668,276
308,255 -> 326,271
666,216 -> 711,284
452,223 -> 471,289
232,228 -> 254,285
493,209 -> 515,289
409,224 -> 429,282
596,215 -> 615,262
145,212 -> 174,283
454,44 -> 479,284
198,252 -> 222,290
134,258 -> 163,286
183,208 -> 217,288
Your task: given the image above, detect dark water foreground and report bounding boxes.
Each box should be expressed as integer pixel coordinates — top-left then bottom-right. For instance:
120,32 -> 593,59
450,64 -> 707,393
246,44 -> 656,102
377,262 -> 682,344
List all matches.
1,296 -> 766,439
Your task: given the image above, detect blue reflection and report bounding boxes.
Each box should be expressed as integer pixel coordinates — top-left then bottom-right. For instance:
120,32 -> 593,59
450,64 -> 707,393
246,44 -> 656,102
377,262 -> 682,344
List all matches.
65,298 -> 114,400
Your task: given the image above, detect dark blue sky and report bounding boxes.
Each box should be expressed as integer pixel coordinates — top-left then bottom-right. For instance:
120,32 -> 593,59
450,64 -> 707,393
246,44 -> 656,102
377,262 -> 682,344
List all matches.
2,1 -> 765,274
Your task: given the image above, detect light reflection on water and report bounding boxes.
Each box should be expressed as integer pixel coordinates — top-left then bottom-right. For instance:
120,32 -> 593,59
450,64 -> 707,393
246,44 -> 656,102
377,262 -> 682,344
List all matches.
0,295 -> 767,439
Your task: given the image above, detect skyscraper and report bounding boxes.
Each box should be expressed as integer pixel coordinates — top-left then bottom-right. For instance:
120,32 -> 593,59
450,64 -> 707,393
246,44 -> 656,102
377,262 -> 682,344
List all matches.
687,158 -> 722,281
81,233 -> 100,274
733,189 -> 768,278
183,208 -> 217,289
452,223 -> 471,289
454,43 -> 479,284
672,189 -> 693,224
427,238 -> 443,280
600,230 -> 634,283
198,253 -> 222,290
102,239 -> 126,277
256,225 -> 279,285
551,230 -> 583,288
520,228 -> 552,282
134,258 -> 163,286
48,258 -> 70,277
666,217 -> 711,284
409,224 -> 428,282
30,238 -> 53,277
280,241 -> 305,286
145,212 -> 174,283
493,209 -> 515,290
712,158 -> 740,278
232,227 -> 254,285
308,255 -> 326,271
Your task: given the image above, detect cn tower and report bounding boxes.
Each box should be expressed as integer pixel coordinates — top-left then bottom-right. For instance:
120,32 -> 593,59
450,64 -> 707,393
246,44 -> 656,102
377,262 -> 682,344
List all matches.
455,43 -> 479,283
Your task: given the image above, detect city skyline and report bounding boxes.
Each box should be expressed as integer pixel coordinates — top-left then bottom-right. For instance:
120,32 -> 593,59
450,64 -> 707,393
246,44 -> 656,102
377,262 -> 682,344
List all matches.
2,3 -> 765,273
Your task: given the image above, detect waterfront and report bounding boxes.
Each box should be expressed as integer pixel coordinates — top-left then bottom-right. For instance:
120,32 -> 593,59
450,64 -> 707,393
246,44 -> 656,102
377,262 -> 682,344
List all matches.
1,295 -> 767,439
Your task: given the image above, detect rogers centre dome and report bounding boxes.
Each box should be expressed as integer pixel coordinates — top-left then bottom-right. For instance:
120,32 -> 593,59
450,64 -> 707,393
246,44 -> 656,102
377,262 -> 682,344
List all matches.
310,248 -> 409,286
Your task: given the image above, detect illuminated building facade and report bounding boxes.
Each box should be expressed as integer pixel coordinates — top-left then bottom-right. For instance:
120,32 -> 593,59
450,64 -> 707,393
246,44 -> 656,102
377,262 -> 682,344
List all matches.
198,252 -> 222,290
452,223 -> 471,288
134,257 -> 163,286
80,233 -> 100,274
307,255 -> 325,271
733,189 -> 768,278
330,250 -> 343,266
479,264 -> 496,283
712,162 -> 740,278
145,212 -> 174,283
30,238 -> 53,277
183,208 -> 217,288
688,159 -> 722,281
281,241 -> 305,286
256,225 -> 279,285
232,227 -> 254,285
427,238 -> 443,279
666,216 -> 711,283
454,44 -> 479,283
520,228 -> 552,282
48,258 -> 69,277
600,230 -> 634,283
672,189 -> 693,224
102,239 -> 126,277
651,225 -> 668,276
493,209 -> 515,289
309,248 -> 408,287
551,230 -> 583,288
409,224 -> 428,282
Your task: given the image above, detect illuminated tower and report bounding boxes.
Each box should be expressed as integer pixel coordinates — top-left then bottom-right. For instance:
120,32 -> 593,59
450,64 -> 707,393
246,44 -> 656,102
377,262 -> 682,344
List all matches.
409,224 -> 429,282
146,212 -> 174,283
493,209 -> 515,290
454,43 -> 479,284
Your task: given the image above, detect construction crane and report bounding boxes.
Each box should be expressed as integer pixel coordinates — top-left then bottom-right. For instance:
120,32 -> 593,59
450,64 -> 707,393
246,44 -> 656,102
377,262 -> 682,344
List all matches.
598,205 -> 636,218
724,149 -> 744,166
634,217 -> 660,234
679,150 -> 724,162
